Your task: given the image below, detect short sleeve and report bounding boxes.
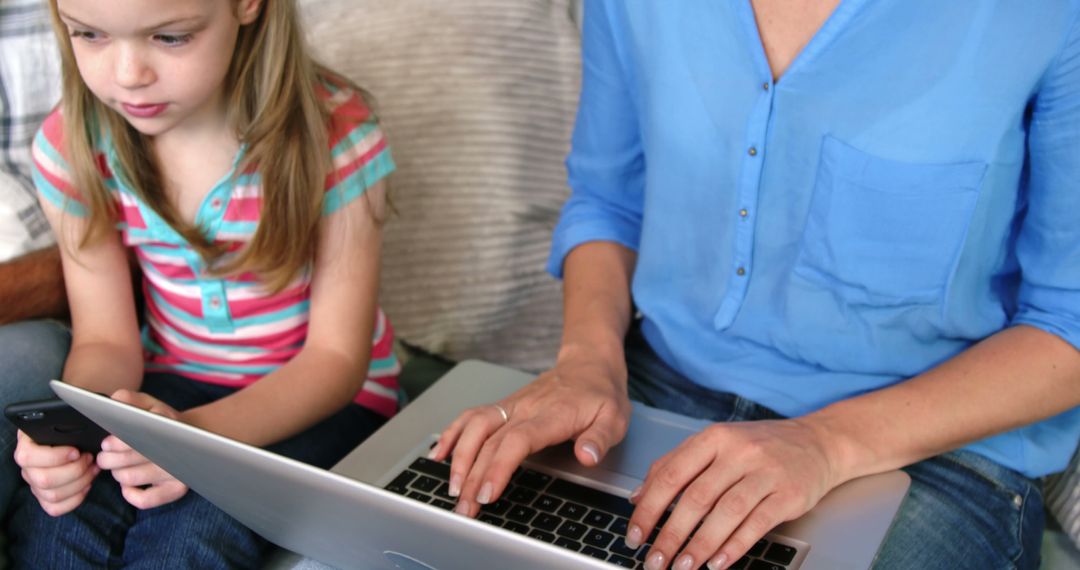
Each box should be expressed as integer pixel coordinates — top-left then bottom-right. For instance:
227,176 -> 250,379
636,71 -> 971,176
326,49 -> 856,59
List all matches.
321,88 -> 396,216
1010,10 -> 1080,350
31,109 -> 88,217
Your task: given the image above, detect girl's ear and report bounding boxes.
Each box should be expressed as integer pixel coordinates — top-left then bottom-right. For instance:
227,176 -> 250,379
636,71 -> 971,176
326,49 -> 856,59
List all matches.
237,0 -> 263,25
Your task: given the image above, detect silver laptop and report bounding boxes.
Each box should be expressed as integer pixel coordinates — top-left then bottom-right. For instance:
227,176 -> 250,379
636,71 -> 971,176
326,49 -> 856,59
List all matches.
52,360 -> 909,570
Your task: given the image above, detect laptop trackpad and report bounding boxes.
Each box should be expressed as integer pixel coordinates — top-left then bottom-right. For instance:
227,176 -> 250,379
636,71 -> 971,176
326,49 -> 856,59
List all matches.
528,402 -> 709,485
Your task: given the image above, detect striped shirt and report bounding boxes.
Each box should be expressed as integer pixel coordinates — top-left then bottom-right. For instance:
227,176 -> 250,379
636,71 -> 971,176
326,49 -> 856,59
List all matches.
32,86 -> 401,417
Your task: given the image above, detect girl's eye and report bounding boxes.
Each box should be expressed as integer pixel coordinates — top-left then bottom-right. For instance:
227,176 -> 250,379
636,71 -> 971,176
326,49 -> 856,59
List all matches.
69,29 -> 103,42
154,33 -> 193,47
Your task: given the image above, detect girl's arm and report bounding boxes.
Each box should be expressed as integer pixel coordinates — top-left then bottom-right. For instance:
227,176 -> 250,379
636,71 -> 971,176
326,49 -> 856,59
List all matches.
39,201 -> 143,393
180,181 -> 389,446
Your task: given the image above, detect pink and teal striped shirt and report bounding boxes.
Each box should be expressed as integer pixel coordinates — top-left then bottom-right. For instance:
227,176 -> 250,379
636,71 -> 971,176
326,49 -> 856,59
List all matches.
32,86 -> 401,417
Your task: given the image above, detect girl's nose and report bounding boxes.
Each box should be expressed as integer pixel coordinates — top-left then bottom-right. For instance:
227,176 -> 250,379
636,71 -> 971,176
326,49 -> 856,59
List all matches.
114,44 -> 155,89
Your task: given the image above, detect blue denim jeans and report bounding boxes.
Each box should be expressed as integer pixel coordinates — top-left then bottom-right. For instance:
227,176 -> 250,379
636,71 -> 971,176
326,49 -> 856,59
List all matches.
6,372 -> 387,569
0,320 -> 71,517
623,325 -> 1045,570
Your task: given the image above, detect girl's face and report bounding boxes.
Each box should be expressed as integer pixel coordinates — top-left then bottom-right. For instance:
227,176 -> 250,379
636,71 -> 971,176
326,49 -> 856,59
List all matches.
56,0 -> 260,138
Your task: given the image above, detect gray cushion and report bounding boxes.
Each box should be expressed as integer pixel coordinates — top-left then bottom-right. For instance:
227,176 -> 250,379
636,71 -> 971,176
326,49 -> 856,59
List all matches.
300,0 -> 581,373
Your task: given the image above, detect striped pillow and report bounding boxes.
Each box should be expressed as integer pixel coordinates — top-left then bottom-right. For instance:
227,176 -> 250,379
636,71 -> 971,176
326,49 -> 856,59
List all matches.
300,0 -> 581,372
1045,446 -> 1080,547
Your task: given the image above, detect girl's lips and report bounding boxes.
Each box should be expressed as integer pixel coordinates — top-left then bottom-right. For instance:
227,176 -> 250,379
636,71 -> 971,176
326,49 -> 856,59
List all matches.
121,102 -> 168,118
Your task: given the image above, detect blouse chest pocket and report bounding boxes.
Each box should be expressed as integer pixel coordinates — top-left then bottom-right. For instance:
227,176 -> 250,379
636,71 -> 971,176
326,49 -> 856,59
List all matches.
793,136 -> 987,307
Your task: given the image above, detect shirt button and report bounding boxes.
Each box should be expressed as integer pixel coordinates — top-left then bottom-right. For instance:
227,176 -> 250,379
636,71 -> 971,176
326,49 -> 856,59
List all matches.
210,197 -> 223,210
736,267 -> 746,276
763,82 -> 770,91
739,209 -> 749,218
209,296 -> 221,309
748,147 -> 758,157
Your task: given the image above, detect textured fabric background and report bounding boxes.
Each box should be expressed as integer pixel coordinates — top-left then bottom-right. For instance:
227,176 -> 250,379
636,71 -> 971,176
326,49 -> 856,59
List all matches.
298,0 -> 580,372
1046,447 -> 1080,549
0,0 -> 60,262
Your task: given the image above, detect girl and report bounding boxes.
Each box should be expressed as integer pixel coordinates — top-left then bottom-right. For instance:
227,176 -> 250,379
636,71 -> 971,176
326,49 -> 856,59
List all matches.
9,0 -> 400,566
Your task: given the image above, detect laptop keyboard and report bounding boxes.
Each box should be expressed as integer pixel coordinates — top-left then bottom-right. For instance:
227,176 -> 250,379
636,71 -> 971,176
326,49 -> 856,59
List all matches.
385,457 -> 801,570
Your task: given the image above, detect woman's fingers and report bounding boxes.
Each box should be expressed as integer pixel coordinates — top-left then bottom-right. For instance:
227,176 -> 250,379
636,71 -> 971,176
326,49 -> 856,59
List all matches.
445,406 -> 508,498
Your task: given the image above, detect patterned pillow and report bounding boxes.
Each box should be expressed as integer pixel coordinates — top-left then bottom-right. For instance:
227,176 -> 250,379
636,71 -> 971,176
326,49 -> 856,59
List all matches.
1045,446 -> 1080,548
0,0 -> 61,262
299,0 -> 580,372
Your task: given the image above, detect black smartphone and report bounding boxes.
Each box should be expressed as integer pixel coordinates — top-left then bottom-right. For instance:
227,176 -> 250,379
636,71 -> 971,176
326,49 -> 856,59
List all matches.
4,398 -> 109,452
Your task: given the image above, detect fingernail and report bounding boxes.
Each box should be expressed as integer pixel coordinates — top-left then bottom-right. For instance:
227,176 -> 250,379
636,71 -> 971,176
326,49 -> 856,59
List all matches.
449,473 -> 462,497
626,524 -> 643,549
645,551 -> 666,570
454,499 -> 470,515
581,442 -> 600,464
426,443 -> 440,459
477,482 -> 493,504
629,485 -> 642,503
707,553 -> 728,570
68,450 -> 79,461
675,554 -> 695,570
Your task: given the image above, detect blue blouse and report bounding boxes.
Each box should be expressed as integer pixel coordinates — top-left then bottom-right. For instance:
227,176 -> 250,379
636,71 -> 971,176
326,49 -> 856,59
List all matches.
549,0 -> 1080,477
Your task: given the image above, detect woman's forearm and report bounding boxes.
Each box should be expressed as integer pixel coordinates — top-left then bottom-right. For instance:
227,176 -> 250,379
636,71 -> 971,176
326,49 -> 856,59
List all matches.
806,324 -> 1080,482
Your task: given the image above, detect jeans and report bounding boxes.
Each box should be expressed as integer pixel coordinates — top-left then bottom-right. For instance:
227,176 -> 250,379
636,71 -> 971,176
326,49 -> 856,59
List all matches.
0,320 -> 71,516
623,325 -> 1045,570
7,372 -> 387,569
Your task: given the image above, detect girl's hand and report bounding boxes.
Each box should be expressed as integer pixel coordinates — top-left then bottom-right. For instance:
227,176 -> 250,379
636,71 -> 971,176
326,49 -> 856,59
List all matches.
96,390 -> 188,509
430,350 -> 632,517
630,419 -> 841,570
14,430 -> 100,516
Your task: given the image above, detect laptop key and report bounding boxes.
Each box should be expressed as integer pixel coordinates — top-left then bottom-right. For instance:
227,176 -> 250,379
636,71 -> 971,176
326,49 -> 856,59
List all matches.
385,484 -> 408,495
584,509 -> 614,529
478,514 -> 504,527
506,505 -> 538,524
514,468 -> 553,490
610,516 -> 629,536
728,558 -> 750,570
528,529 -> 556,543
583,529 -> 614,549
610,537 -> 639,557
580,545 -> 608,560
556,501 -> 588,521
533,513 -> 563,532
406,491 -> 431,503
408,458 -> 450,480
748,539 -> 768,558
556,520 -> 588,540
607,554 -> 636,568
635,544 -> 652,562
764,543 -> 797,566
410,476 -> 440,493
388,470 -> 418,489
503,521 -> 530,534
554,537 -> 582,552
430,499 -> 455,511
748,560 -> 784,570
481,498 -> 511,516
434,483 -> 454,500
508,486 -> 538,505
547,479 -> 634,518
534,494 -> 563,513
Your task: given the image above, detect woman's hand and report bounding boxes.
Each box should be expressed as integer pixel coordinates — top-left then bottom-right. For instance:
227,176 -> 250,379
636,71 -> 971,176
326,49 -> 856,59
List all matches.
14,430 -> 100,516
630,418 -> 843,570
95,390 -> 188,509
429,349 -> 633,517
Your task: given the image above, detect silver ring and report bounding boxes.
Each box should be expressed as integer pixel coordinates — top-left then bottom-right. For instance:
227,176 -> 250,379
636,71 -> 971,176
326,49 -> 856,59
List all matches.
493,403 -> 510,424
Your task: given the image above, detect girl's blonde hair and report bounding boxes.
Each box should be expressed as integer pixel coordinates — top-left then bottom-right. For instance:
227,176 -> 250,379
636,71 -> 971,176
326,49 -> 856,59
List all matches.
48,0 -> 364,292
